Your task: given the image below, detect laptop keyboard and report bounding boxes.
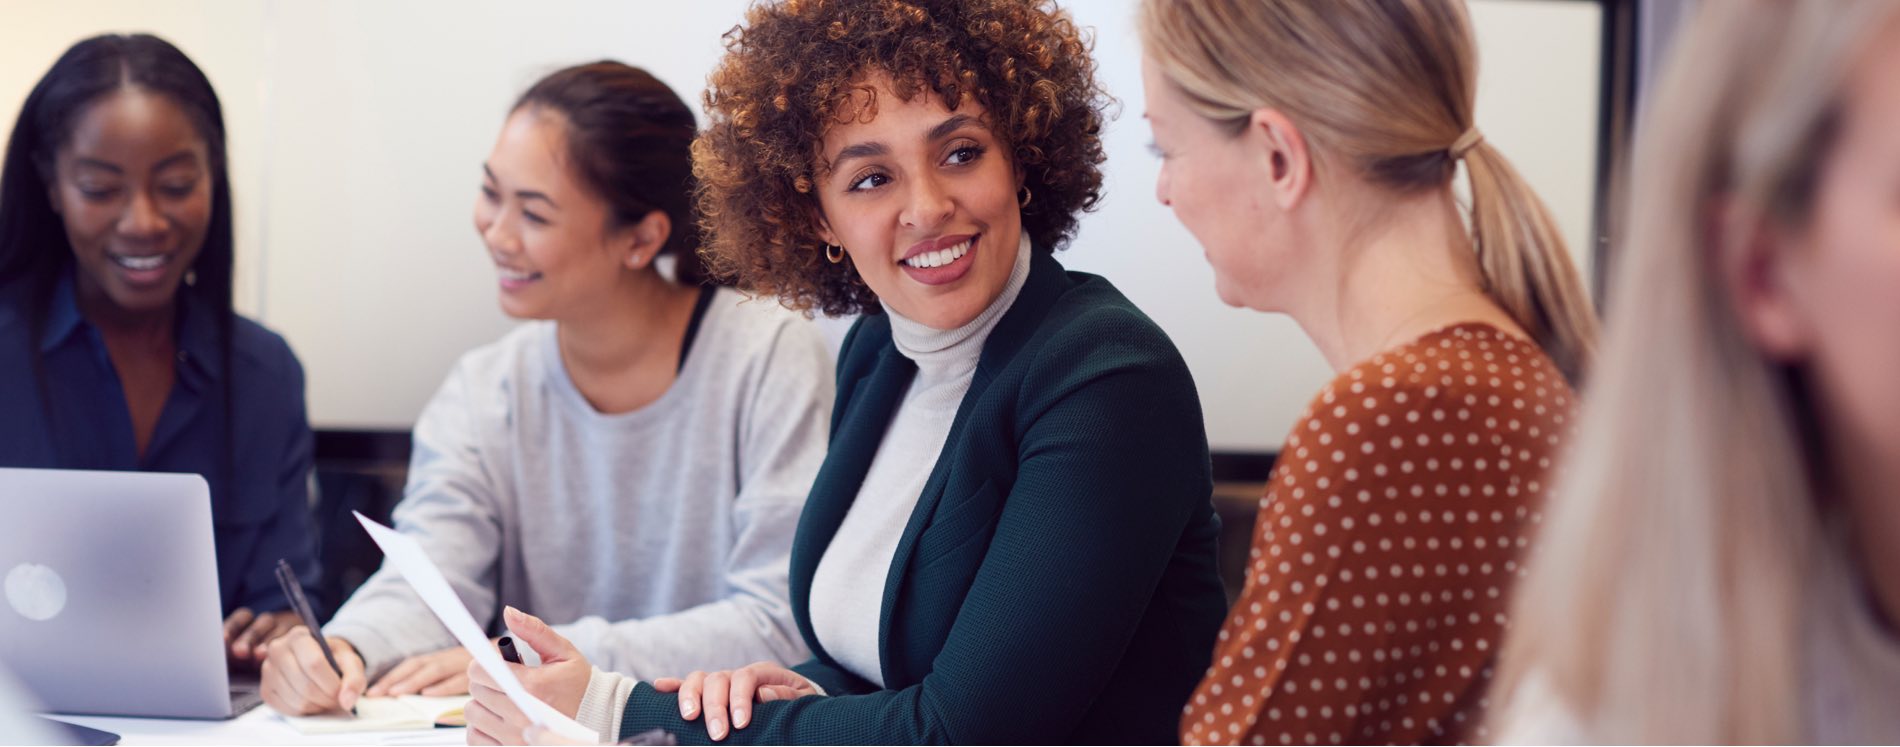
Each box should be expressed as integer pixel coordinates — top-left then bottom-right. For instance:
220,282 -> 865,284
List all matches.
229,675 -> 264,717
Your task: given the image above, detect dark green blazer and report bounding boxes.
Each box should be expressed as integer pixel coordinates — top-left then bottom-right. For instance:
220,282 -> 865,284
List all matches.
619,250 -> 1227,744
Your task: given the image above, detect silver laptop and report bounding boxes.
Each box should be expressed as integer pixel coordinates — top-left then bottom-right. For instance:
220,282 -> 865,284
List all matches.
0,467 -> 261,719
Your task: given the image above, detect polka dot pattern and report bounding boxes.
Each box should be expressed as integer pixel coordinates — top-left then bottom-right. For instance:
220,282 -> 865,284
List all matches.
1181,324 -> 1576,746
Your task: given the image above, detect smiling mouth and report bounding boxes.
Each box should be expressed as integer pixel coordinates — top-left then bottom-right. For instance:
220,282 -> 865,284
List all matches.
498,267 -> 543,282
900,237 -> 974,269
108,252 -> 174,271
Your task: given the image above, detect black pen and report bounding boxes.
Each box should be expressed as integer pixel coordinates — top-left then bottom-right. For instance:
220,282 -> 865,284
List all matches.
497,635 -> 523,664
275,558 -> 356,715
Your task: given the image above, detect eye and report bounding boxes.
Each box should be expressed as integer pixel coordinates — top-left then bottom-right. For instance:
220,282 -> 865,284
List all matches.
522,209 -> 549,226
78,186 -> 120,202
945,144 -> 985,166
847,172 -> 890,192
1146,141 -> 1169,160
158,181 -> 197,198
481,185 -> 499,201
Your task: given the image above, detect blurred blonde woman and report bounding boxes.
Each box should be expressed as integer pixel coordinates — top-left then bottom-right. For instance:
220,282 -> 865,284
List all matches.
1139,0 -> 1597,743
1493,1 -> 1900,742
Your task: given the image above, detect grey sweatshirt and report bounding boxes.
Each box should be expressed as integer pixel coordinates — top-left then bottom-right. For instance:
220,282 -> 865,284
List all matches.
324,288 -> 830,681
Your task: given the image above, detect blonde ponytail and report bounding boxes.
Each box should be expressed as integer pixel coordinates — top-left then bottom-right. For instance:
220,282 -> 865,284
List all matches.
1462,140 -> 1597,381
1140,0 -> 1597,382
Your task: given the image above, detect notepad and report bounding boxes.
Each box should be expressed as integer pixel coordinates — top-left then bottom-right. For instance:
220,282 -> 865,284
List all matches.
282,694 -> 470,734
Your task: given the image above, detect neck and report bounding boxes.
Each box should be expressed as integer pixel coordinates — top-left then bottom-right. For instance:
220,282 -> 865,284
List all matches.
555,269 -> 700,405
73,274 -> 176,349
1287,187 -> 1519,372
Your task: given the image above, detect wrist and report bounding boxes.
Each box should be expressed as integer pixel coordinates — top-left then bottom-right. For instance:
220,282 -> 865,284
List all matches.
574,667 -> 635,742
328,637 -> 362,665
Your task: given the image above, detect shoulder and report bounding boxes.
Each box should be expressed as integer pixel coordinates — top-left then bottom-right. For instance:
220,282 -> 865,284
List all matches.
0,293 -> 29,345
835,311 -> 892,380
1276,323 -> 1575,498
229,314 -> 303,381
699,288 -> 830,368
439,321 -> 552,393
1019,272 -> 1192,393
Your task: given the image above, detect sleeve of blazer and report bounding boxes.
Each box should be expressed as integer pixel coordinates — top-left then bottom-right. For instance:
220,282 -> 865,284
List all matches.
614,308 -> 1214,744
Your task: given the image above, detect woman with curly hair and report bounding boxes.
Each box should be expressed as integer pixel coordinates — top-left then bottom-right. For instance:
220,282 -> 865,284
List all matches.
463,0 -> 1228,744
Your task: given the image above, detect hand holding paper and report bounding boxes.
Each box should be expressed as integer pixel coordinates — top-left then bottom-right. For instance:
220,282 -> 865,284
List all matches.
465,607 -> 601,744
353,512 -> 597,743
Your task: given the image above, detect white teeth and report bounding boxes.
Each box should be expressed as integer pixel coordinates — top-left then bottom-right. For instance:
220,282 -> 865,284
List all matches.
111,254 -> 170,271
903,239 -> 972,269
498,267 -> 541,282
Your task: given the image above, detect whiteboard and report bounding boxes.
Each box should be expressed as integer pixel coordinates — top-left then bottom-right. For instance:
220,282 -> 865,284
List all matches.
0,1 -> 1601,452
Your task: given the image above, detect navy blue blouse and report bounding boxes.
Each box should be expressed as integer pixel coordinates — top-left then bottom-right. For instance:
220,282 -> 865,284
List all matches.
0,270 -> 318,615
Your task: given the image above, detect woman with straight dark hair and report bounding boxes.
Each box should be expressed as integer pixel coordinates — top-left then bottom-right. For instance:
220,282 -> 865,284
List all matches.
260,61 -> 832,717
0,33 -> 318,665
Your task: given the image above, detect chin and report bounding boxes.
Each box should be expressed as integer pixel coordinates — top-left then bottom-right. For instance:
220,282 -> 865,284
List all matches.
105,284 -> 185,313
497,298 -> 549,321
905,295 -> 982,331
1211,277 -> 1252,310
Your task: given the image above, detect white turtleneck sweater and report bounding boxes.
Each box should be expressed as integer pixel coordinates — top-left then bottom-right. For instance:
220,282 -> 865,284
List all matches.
571,235 -> 1033,741
806,233 -> 1033,688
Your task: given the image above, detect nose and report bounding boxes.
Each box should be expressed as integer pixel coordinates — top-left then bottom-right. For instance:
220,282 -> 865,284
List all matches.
117,189 -> 166,240
477,203 -> 521,256
899,172 -> 954,231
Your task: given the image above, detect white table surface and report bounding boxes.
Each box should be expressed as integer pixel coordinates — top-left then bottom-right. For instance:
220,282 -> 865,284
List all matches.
41,706 -> 468,746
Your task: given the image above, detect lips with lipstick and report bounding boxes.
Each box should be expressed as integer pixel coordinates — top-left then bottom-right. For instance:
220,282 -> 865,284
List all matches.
898,233 -> 980,286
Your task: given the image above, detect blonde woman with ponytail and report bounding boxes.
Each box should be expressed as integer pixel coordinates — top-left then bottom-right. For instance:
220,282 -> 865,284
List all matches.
1492,1 -> 1900,742
1138,0 -> 1596,743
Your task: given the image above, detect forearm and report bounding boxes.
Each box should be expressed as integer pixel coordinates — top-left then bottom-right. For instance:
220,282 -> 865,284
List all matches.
619,679 -> 955,745
552,595 -> 808,681
321,568 -> 462,679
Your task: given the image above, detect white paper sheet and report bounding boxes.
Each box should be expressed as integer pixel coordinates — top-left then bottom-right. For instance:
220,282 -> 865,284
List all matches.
354,512 -> 598,743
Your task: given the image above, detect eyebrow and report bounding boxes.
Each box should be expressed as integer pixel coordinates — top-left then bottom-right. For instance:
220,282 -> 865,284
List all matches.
71,151 -> 199,175
483,163 -> 559,208
927,113 -> 982,143
830,141 -> 890,169
827,113 -> 987,172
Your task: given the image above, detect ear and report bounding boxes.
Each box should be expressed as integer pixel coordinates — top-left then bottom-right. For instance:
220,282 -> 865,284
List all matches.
1248,108 -> 1313,211
1711,198 -> 1813,361
617,210 -> 671,271
812,208 -> 840,249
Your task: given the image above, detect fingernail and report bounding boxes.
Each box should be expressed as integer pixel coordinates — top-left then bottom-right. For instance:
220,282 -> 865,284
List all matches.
682,700 -> 697,718
710,718 -> 726,740
736,712 -> 749,729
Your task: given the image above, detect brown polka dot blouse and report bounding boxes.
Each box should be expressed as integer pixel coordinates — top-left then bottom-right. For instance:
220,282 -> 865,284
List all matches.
1181,323 -> 1577,746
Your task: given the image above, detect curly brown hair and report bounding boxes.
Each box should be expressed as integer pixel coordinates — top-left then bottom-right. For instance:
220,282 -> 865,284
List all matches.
691,0 -> 1110,316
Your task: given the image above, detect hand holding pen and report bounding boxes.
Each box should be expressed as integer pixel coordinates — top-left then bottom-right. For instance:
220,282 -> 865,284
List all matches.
258,559 -> 368,716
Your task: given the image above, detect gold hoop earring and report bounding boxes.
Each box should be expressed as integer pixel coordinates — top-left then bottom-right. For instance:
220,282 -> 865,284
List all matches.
826,244 -> 845,264
1018,185 -> 1033,209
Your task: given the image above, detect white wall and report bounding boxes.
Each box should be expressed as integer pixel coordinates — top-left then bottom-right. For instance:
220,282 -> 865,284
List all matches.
1,1 -> 1601,452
